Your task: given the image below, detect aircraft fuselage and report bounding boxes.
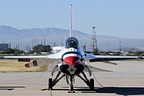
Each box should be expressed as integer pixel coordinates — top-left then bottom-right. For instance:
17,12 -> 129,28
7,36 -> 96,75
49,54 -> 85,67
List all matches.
59,47 -> 85,75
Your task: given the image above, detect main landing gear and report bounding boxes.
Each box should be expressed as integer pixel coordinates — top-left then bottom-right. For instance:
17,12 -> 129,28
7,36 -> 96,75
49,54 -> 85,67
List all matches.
77,71 -> 94,90
48,71 -> 65,90
48,71 -> 94,92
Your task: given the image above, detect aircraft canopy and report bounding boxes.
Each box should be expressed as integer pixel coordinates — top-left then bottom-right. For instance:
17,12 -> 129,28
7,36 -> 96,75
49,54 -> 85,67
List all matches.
66,37 -> 79,48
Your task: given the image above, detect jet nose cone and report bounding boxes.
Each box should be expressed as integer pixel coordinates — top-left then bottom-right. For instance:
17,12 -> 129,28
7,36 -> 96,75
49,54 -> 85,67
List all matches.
64,56 -> 80,65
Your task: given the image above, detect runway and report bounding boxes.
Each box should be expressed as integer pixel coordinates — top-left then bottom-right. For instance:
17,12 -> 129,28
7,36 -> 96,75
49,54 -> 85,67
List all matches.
1,60 -> 144,96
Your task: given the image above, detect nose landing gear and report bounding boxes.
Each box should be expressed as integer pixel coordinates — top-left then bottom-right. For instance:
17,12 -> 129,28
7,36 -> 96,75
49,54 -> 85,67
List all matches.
68,75 -> 75,93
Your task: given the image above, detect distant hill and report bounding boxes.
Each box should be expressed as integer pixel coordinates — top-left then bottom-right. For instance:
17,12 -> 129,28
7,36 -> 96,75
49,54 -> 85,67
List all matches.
0,25 -> 144,51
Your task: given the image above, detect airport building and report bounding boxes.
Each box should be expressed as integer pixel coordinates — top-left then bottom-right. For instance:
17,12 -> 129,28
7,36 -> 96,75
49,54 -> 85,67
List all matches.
0,43 -> 9,51
52,45 -> 64,53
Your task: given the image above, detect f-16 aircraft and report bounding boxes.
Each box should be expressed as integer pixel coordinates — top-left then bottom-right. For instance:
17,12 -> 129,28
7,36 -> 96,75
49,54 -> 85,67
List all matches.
1,36 -> 143,93
0,4 -> 144,93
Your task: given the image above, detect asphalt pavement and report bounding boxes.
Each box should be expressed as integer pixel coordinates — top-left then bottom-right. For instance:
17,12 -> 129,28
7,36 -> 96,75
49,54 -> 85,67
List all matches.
1,60 -> 144,96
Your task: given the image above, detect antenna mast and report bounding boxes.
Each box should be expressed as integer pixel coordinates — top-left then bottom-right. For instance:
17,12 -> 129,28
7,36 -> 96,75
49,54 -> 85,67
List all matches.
70,3 -> 72,37
91,27 -> 98,53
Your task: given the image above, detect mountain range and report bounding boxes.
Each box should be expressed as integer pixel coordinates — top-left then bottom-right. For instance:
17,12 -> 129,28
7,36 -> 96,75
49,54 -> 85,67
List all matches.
0,25 -> 144,51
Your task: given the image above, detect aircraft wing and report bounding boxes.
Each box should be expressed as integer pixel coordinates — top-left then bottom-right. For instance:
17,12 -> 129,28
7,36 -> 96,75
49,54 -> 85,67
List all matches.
83,54 -> 144,61
83,54 -> 96,59
94,55 -> 143,59
0,51 -> 64,68
0,55 -> 60,68
2,50 -> 64,59
2,54 -> 60,59
3,56 -> 47,59
46,52 -> 62,59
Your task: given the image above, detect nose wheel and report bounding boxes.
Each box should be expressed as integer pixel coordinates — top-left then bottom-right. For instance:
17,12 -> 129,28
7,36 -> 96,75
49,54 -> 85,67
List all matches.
68,84 -> 75,93
68,75 -> 75,93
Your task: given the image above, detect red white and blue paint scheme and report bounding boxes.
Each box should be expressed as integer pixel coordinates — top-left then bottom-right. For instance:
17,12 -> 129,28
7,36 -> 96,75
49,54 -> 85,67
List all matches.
1,3 -> 144,93
1,36 -> 143,92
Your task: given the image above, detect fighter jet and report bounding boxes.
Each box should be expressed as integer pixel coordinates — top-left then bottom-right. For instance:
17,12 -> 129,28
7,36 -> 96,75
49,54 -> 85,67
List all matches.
0,4 -> 143,93
1,36 -> 143,92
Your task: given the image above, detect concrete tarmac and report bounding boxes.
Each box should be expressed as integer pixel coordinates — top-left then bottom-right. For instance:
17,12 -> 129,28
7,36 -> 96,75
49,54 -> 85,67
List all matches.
1,60 -> 144,96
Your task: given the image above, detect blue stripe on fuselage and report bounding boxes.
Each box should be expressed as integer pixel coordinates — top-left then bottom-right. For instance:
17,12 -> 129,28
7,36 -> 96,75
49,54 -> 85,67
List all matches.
62,52 -> 81,57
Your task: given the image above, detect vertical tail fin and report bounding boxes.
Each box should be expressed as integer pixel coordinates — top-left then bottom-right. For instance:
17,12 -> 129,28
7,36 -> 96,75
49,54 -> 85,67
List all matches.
70,4 -> 72,37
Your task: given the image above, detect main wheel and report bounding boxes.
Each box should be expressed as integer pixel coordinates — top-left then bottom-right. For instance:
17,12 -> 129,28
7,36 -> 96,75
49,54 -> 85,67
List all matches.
48,78 -> 53,90
89,78 -> 94,90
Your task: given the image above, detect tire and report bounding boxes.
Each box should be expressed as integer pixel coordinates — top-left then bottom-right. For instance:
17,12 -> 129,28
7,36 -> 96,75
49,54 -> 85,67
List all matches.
89,78 -> 94,90
48,78 -> 53,90
68,84 -> 74,93
70,84 -> 73,91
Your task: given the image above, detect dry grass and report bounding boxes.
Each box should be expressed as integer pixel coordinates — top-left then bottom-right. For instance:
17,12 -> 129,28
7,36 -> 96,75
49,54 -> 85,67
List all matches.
0,59 -> 48,72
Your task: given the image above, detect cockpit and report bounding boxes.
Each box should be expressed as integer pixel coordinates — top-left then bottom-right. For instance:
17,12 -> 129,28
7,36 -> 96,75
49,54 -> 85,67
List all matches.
65,37 -> 79,48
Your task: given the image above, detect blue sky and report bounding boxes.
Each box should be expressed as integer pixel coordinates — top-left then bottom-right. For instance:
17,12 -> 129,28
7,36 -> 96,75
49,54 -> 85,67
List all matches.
0,0 -> 144,39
